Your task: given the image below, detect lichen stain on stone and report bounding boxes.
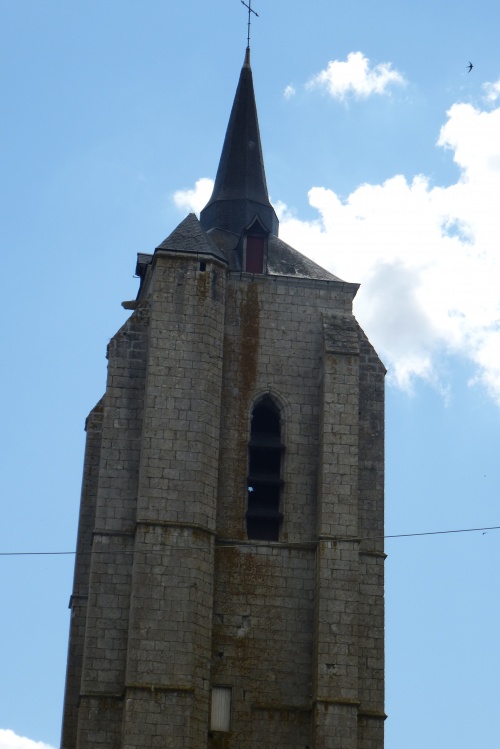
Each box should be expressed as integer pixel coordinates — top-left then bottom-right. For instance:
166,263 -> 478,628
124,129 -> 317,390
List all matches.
93,696 -> 119,712
209,732 -> 233,749
216,283 -> 261,540
218,321 -> 245,539
211,267 -> 224,303
173,265 -> 189,310
214,547 -> 271,675
235,283 -> 260,537
196,269 -> 210,301
237,282 -> 260,401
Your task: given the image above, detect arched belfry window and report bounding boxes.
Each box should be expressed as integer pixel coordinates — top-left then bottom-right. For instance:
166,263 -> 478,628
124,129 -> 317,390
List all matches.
246,397 -> 284,541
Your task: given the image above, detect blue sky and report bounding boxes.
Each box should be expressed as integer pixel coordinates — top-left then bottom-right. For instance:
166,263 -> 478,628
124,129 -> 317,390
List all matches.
1,1 -> 500,747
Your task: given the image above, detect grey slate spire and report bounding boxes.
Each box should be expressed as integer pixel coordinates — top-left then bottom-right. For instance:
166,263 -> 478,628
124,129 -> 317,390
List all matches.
200,48 -> 279,236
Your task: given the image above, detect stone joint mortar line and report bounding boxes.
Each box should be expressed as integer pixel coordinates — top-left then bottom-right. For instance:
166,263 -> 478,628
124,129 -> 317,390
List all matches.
215,538 -> 317,550
251,704 -> 313,713
137,520 -> 216,537
126,683 -> 194,693
92,529 -> 135,538
314,698 -> 361,707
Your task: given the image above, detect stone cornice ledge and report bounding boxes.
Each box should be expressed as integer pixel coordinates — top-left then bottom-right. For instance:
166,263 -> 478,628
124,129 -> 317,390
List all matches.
137,520 -> 216,537
315,697 -> 361,707
358,709 -> 388,720
126,683 -> 194,693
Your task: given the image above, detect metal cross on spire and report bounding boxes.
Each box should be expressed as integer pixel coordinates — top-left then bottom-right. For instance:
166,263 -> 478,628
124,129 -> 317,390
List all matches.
241,0 -> 259,48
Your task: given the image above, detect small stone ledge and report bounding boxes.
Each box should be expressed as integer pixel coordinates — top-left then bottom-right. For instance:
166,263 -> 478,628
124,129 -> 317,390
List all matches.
315,697 -> 361,707
358,709 -> 387,720
92,529 -> 135,539
359,549 -> 387,559
79,692 -> 123,701
215,538 -> 317,551
229,271 -> 359,296
251,703 -> 312,713
125,683 -> 194,694
137,520 -> 216,537
68,594 -> 88,609
154,248 -> 227,268
318,535 -> 361,544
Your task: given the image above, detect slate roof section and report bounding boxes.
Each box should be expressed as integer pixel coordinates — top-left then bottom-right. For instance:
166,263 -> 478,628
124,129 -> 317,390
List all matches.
140,48 -> 351,287
135,252 -> 153,277
266,235 -> 343,282
155,213 -> 227,263
205,227 -> 344,282
136,216 -> 348,287
200,49 -> 279,236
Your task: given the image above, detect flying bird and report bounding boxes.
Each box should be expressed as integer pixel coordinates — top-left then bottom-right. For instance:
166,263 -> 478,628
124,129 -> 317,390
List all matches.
467,62 -> 473,73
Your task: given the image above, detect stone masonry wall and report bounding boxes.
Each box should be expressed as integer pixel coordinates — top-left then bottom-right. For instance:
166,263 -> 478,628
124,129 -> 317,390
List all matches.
314,313 -> 360,749
210,273 -> 384,749
211,274 -> 383,748
217,275 -> 354,544
122,253 -> 226,748
75,300 -> 150,749
61,401 -> 103,749
357,331 -> 386,749
64,261 -> 384,749
211,545 -> 315,748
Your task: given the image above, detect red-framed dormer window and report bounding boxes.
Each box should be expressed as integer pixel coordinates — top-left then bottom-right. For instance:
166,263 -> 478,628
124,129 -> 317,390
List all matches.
245,235 -> 265,274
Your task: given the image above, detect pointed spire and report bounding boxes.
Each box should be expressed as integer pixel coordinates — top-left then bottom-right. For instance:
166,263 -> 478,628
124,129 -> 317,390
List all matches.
200,50 -> 279,237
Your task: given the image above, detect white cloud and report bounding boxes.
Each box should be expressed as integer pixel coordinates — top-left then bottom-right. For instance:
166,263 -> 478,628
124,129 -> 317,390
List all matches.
306,51 -> 406,100
283,84 -> 296,99
173,177 -> 213,215
174,99 -> 500,404
483,79 -> 500,103
0,729 -> 56,749
277,100 -> 500,402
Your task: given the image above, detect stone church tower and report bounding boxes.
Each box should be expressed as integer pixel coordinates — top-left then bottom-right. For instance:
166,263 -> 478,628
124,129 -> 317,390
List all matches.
61,48 -> 385,749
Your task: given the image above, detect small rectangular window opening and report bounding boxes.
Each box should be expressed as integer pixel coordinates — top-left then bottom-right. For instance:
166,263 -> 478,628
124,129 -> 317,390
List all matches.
199,261 -> 207,272
210,687 -> 232,732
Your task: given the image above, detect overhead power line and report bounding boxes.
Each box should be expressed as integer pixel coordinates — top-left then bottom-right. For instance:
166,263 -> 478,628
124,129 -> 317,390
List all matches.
384,525 -> 500,539
0,551 -> 77,556
1,525 -> 499,556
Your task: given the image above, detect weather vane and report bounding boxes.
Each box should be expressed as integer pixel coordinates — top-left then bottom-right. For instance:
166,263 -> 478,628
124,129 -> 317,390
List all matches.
241,0 -> 259,48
